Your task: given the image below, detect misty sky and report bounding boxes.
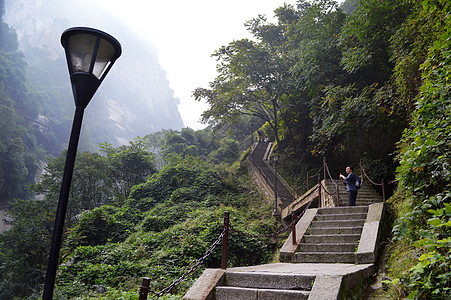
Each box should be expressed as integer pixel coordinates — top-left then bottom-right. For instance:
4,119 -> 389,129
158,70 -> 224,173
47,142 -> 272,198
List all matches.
93,0 -> 299,129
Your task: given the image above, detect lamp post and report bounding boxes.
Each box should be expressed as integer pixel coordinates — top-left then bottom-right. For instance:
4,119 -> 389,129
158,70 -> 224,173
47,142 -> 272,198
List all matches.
42,27 -> 121,299
273,154 -> 279,213
251,121 -> 254,145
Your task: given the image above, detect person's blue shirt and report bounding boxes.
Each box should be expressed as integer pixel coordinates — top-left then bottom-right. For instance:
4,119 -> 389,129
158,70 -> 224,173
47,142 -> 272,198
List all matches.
343,173 -> 357,191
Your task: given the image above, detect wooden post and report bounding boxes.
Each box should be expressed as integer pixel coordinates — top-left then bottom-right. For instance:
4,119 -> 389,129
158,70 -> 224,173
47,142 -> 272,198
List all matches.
306,171 -> 309,191
221,211 -> 229,269
292,212 -> 296,245
318,174 -> 322,208
138,277 -> 150,300
336,184 -> 340,207
382,181 -> 386,202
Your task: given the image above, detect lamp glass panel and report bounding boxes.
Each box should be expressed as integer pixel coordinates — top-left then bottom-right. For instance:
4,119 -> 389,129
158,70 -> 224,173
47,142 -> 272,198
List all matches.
92,38 -> 116,79
67,34 -> 97,73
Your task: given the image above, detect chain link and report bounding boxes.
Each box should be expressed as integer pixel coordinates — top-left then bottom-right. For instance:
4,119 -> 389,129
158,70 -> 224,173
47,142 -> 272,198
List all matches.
146,227 -> 226,299
324,160 -> 339,189
320,181 -> 337,196
388,179 -> 398,185
360,164 -> 383,186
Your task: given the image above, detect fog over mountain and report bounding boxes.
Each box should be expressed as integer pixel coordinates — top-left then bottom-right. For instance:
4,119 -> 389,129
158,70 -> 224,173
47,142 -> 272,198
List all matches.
4,0 -> 184,150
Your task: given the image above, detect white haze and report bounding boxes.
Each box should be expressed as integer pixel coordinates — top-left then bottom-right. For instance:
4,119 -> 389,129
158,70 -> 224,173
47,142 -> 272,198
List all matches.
93,0 -> 299,129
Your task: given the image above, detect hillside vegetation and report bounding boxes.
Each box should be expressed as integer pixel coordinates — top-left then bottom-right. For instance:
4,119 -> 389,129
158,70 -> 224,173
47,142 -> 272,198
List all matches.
0,0 -> 450,299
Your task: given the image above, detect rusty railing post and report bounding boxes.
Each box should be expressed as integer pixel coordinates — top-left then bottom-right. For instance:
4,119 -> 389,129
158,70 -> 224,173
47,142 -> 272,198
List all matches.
318,174 -> 322,208
138,277 -> 150,300
292,212 -> 296,245
306,171 -> 309,191
323,157 -> 326,182
382,180 -> 386,202
221,211 -> 229,270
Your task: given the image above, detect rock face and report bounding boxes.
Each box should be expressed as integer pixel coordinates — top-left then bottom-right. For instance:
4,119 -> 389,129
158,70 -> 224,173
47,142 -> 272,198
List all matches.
4,0 -> 184,150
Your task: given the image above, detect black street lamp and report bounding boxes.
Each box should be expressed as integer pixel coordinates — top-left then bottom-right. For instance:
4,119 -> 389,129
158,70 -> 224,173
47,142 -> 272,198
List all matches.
42,27 -> 121,299
251,121 -> 254,142
273,154 -> 279,213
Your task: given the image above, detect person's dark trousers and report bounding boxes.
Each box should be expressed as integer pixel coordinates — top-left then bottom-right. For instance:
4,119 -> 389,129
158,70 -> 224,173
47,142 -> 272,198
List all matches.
348,190 -> 357,206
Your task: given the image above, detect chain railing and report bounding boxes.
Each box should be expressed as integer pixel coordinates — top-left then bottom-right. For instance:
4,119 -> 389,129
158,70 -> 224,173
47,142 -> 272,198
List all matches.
323,158 -> 341,207
359,160 -> 397,202
137,203 -> 318,299
306,166 -> 322,191
138,226 -> 227,300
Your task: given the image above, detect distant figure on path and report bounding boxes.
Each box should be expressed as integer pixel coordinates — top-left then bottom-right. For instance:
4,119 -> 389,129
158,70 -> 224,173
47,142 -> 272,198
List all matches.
339,166 -> 358,206
257,130 -> 263,143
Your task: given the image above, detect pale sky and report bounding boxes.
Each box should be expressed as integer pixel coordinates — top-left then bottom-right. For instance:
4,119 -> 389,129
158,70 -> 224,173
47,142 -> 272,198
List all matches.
93,0 -> 298,129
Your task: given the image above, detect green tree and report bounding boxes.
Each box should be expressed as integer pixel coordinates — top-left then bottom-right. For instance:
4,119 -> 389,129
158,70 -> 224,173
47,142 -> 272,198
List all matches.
193,11 -> 295,145
298,0 -> 409,169
209,138 -> 240,164
0,199 -> 54,298
100,138 -> 157,204
281,0 -> 347,157
153,128 -> 220,165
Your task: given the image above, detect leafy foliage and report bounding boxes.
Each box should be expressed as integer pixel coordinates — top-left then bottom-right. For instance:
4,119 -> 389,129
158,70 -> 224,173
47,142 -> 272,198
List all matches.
0,140 -> 157,298
53,158 -> 278,298
384,1 -> 451,298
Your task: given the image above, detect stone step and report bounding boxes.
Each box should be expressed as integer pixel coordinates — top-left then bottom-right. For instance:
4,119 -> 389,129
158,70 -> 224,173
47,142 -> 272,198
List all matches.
216,286 -> 310,300
339,202 -> 380,207
293,252 -> 356,263
309,219 -> 365,228
302,234 -> 361,244
317,206 -> 368,215
224,272 -> 315,290
308,226 -> 362,235
328,188 -> 379,196
314,212 -> 367,221
298,243 -> 357,253
324,180 -> 383,202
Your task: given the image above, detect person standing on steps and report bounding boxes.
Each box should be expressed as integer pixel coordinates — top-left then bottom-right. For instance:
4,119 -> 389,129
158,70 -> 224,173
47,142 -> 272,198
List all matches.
339,165 -> 358,206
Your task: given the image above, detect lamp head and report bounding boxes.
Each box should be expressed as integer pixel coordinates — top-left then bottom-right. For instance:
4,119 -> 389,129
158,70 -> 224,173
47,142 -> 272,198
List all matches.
61,27 -> 122,108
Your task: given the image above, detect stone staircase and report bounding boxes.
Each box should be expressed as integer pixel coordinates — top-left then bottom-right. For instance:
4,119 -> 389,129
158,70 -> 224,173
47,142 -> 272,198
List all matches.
291,206 -> 368,263
250,142 -> 293,210
184,160 -> 386,299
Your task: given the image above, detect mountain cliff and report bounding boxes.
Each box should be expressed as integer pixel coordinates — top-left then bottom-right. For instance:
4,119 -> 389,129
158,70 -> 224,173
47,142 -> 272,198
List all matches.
4,0 -> 184,152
